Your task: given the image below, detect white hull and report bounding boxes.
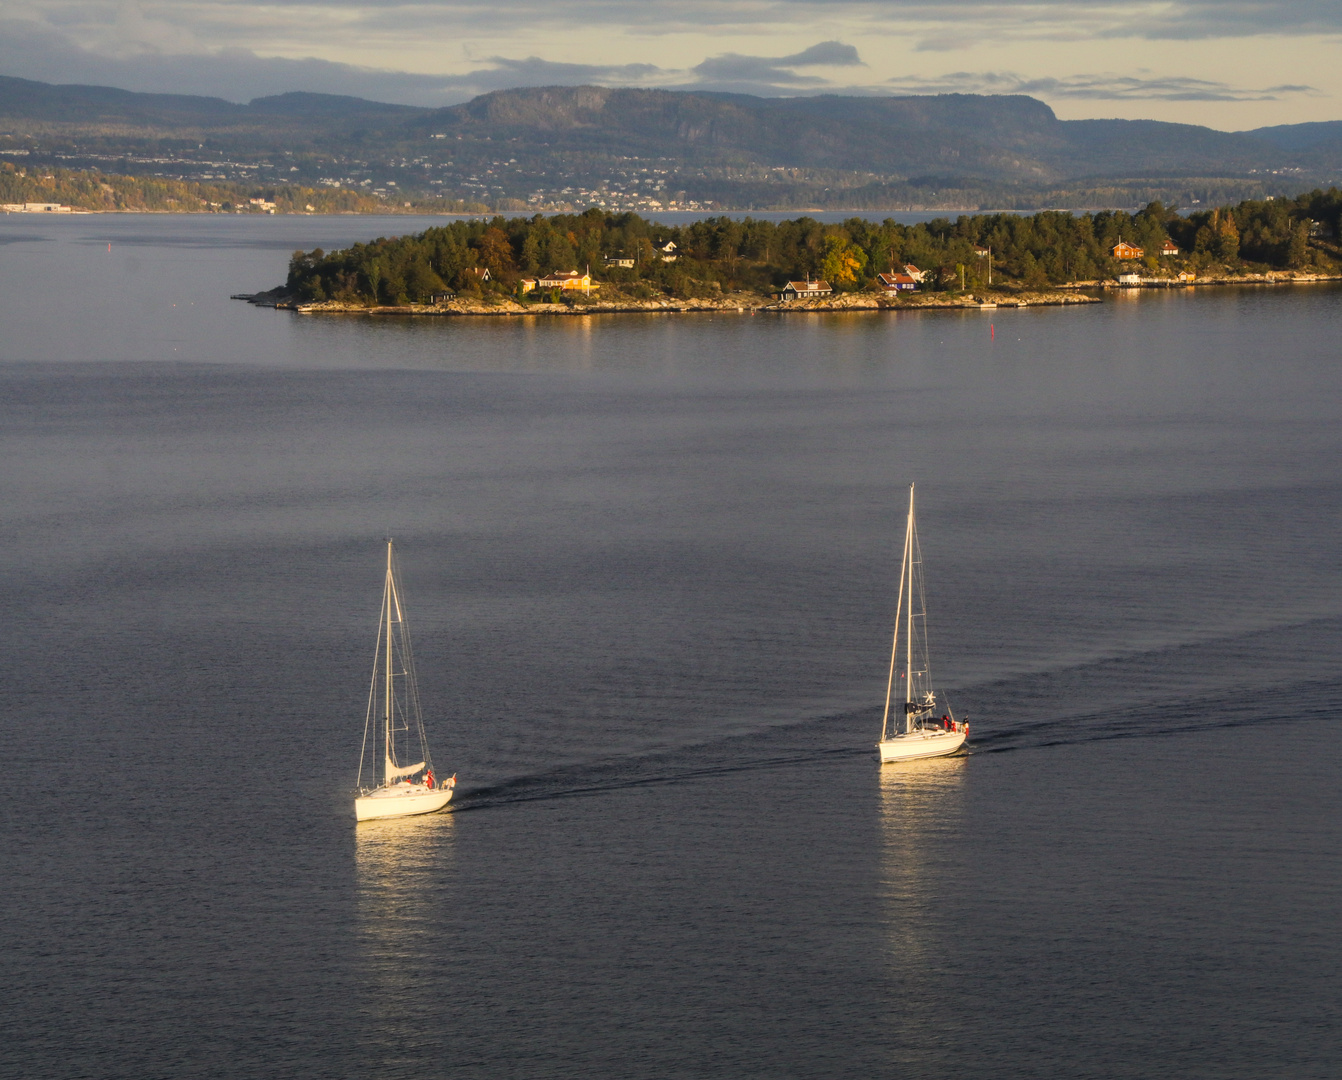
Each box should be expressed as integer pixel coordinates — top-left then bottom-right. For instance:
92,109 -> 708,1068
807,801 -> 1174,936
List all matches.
878,728 -> 966,762
355,782 -> 453,821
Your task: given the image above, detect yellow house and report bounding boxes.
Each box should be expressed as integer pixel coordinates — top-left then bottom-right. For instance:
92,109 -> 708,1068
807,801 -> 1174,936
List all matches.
534,270 -> 597,293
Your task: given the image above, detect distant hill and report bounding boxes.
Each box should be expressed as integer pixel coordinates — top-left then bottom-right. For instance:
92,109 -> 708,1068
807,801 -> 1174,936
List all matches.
0,76 -> 417,124
1,76 -> 1338,210
1247,120 -> 1342,156
415,87 -> 1286,182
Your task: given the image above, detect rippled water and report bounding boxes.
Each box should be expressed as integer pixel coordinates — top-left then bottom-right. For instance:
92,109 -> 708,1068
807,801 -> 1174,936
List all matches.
1,215 -> 1339,1078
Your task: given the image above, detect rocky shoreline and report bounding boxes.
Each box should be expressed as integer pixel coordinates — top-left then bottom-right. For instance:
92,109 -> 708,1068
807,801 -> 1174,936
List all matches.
234,287 -> 1102,316
232,269 -> 1340,318
1066,269 -> 1342,289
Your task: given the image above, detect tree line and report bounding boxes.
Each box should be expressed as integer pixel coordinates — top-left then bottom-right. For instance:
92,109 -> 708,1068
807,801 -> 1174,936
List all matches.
284,190 -> 1342,305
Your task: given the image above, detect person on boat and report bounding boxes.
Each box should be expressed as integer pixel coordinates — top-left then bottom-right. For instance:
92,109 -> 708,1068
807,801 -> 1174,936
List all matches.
425,767 -> 435,790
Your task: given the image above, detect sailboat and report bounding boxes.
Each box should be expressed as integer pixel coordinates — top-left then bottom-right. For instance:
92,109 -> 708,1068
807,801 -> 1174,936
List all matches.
355,540 -> 456,821
877,485 -> 968,763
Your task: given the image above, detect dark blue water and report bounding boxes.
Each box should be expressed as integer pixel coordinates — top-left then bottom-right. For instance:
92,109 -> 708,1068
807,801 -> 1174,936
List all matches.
1,215 -> 1339,1078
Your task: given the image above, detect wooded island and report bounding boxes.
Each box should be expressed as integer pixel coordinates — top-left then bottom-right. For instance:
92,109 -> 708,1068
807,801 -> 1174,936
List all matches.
279,191 -> 1342,310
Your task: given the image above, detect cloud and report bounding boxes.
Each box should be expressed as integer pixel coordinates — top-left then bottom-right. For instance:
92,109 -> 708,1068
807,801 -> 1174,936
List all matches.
1093,0 -> 1342,40
885,70 -> 1323,102
913,36 -> 979,53
0,21 -> 871,103
689,40 -> 865,93
0,18 -> 677,104
0,19 -> 442,103
446,56 -> 669,92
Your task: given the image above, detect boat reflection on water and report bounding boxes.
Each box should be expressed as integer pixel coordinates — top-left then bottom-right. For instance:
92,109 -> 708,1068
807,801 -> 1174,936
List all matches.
353,812 -> 456,1052
878,756 -> 968,1050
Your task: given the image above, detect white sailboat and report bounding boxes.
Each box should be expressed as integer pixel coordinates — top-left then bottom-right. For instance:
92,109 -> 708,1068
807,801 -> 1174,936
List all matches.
355,540 -> 456,821
878,485 -> 968,763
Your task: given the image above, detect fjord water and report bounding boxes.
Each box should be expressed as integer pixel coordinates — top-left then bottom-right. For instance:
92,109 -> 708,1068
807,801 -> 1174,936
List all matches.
1,215 -> 1339,1078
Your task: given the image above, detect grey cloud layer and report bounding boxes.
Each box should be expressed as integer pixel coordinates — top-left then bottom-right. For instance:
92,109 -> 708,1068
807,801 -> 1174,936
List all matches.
885,70 -> 1322,102
0,0 -> 1332,108
0,21 -> 871,103
690,41 -> 863,88
14,0 -> 1342,51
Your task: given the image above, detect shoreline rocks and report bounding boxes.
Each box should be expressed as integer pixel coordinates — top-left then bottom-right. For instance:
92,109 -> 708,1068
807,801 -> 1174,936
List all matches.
234,288 -> 1103,317
232,272 -> 1340,318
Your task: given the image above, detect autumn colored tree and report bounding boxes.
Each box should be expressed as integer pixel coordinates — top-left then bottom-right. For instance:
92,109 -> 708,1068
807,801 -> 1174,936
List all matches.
476,227 -> 516,276
820,235 -> 867,287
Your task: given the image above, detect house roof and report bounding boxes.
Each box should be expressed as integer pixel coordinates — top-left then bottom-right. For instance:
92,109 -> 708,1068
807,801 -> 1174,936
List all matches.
537,270 -> 590,283
784,280 -> 831,290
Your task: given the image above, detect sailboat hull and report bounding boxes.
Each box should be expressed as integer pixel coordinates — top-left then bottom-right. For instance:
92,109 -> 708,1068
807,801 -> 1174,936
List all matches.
878,728 -> 966,762
355,783 -> 453,821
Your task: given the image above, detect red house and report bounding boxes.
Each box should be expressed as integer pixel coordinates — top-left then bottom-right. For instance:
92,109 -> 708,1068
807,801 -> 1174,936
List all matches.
877,272 -> 918,293
1112,241 -> 1144,260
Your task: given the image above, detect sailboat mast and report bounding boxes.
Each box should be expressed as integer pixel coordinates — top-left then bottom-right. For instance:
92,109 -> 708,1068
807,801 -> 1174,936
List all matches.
384,539 -> 394,784
881,491 -> 913,742
905,484 -> 915,731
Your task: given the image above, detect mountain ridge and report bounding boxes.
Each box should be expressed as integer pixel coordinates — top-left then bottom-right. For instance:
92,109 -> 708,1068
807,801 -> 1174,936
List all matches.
1,75 -> 1337,209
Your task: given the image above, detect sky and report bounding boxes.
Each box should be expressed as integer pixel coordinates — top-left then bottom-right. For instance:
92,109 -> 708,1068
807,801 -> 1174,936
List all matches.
0,1 -> 1339,130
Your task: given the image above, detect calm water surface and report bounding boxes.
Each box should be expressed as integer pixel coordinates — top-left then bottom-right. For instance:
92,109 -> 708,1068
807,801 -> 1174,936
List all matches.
1,215 -> 1339,1078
